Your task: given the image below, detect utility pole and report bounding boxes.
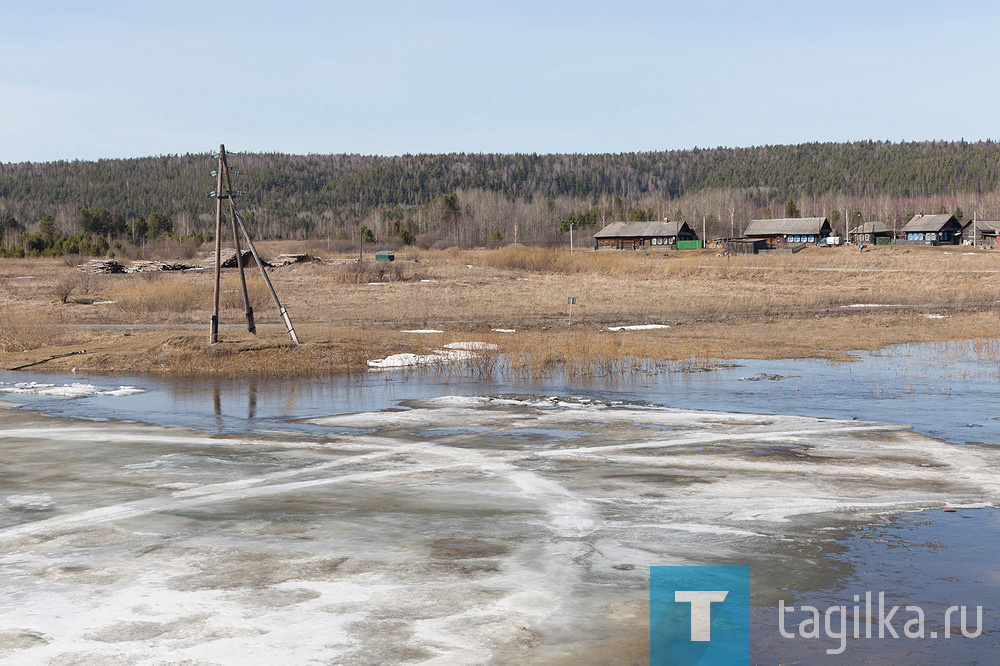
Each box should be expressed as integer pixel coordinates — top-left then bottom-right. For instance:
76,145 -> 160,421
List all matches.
210,148 -> 224,344
223,155 -> 255,335
209,144 -> 299,344
570,222 -> 574,254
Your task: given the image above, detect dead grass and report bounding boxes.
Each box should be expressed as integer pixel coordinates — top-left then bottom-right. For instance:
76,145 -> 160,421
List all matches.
109,275 -> 269,319
0,312 -> 75,353
2,244 -> 1000,377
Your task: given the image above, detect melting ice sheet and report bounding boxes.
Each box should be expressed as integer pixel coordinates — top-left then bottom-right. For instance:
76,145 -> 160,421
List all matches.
0,381 -> 145,398
1,396 -> 999,663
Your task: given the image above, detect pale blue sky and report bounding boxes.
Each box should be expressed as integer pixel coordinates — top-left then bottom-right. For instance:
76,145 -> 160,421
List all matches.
2,0 -> 997,162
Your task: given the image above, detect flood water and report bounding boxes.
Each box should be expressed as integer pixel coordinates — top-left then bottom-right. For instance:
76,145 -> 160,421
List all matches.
0,340 -> 998,663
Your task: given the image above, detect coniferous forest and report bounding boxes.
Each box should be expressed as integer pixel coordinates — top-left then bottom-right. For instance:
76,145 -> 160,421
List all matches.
2,140 -> 999,255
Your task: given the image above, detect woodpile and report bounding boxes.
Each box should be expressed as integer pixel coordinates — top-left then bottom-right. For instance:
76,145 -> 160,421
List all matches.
77,259 -> 127,274
271,253 -> 320,267
205,250 -> 271,269
130,260 -> 199,272
78,259 -> 199,274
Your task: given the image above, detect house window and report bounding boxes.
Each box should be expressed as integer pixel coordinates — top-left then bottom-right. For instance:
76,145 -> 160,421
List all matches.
808,236 -> 815,242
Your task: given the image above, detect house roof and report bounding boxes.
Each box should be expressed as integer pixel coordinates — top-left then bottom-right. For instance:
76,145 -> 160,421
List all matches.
743,217 -> 829,236
901,214 -> 960,232
593,221 -> 688,238
852,221 -> 891,234
963,220 -> 1000,234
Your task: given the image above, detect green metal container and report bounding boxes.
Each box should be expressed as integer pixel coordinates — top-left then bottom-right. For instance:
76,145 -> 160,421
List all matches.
375,251 -> 395,262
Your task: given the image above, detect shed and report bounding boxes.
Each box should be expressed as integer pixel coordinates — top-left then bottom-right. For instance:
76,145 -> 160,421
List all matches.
961,220 -> 1000,246
722,238 -> 768,255
593,220 -> 698,250
849,221 -> 894,245
900,214 -> 963,245
743,217 -> 832,247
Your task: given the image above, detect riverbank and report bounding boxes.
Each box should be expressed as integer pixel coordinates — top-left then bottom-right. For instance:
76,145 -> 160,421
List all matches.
2,245 -> 998,377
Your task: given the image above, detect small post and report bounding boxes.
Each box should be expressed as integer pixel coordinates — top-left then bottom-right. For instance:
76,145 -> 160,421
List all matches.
567,296 -> 576,326
570,222 -> 574,254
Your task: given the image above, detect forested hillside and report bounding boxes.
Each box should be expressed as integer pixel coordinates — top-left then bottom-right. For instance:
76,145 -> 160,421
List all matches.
2,140 -> 999,254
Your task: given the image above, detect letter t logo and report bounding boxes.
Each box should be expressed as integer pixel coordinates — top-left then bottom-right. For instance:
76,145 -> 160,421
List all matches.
675,591 -> 729,641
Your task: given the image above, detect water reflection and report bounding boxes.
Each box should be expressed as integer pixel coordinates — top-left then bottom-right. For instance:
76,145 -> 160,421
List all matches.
0,340 -> 998,446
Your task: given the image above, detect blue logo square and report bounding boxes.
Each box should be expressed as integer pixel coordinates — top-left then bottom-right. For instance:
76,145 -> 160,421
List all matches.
650,566 -> 754,665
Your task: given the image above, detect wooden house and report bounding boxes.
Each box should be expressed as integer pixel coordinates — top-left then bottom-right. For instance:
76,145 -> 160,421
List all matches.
743,217 -> 832,247
849,221 -> 894,245
593,221 -> 698,250
900,214 -> 963,245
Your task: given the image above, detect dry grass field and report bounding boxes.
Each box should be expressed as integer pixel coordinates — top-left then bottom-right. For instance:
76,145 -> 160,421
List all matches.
1,243 -> 999,377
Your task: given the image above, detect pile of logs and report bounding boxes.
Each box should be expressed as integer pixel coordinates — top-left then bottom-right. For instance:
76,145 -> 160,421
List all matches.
77,259 -> 127,274
78,259 -> 199,274
205,250 -> 271,269
130,260 -> 199,272
271,253 -> 320,267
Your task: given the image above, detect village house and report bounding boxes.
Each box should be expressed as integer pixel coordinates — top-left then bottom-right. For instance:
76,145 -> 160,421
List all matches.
849,221 -> 894,245
593,220 -> 698,250
742,217 -> 832,247
900,214 -> 963,245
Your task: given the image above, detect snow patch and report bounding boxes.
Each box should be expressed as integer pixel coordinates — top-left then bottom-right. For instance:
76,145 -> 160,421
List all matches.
368,349 -> 476,369
492,328 -> 516,333
924,314 -> 949,319
607,324 -> 670,331
400,329 -> 443,334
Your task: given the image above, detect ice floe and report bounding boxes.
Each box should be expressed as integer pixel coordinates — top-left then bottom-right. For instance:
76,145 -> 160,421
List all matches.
441,342 -> 499,351
5,494 -> 55,510
0,382 -> 146,398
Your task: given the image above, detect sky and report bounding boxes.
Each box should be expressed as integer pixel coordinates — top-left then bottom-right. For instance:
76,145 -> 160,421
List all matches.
3,0 -> 999,162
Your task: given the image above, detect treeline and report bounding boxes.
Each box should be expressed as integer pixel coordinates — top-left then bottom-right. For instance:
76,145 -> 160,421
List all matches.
0,209 -> 208,258
2,140 -> 1000,251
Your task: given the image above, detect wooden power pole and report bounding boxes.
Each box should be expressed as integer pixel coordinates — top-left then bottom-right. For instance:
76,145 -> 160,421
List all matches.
209,144 -> 299,344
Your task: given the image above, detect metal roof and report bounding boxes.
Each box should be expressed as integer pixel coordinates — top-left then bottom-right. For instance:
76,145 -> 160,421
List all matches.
743,217 -> 830,236
593,221 -> 688,238
901,214 -> 960,232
